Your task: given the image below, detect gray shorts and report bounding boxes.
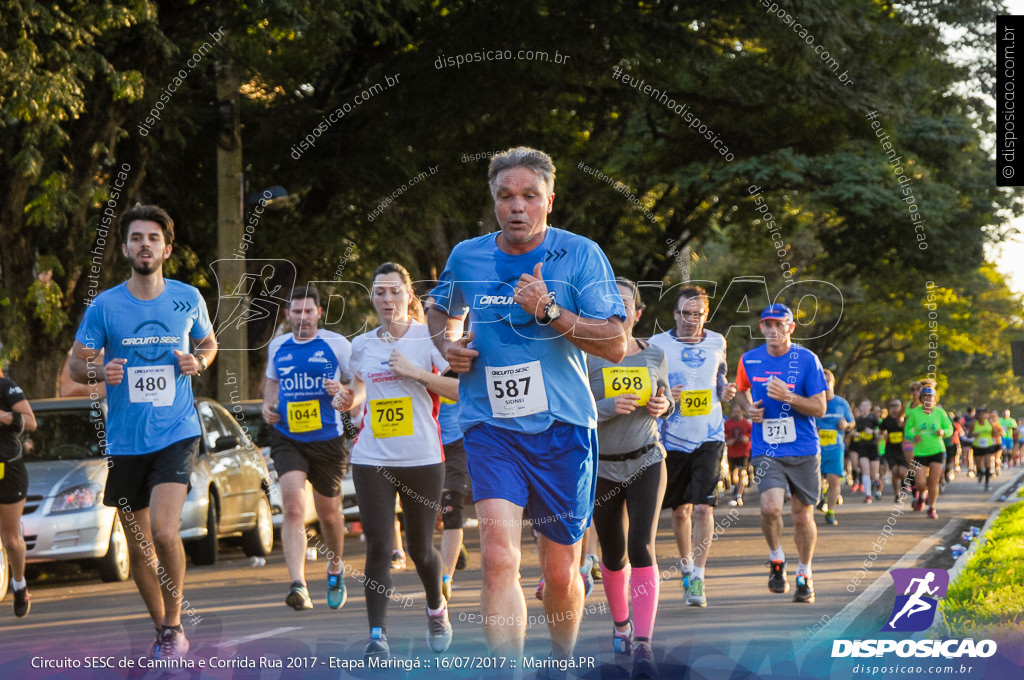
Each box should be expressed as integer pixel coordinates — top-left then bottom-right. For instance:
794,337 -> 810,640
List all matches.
754,454 -> 821,507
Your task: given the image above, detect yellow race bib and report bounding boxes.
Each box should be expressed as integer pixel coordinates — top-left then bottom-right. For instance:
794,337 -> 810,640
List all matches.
0,461 -> 4,480
602,367 -> 651,406
818,429 -> 838,446
287,399 -> 322,434
679,389 -> 712,416
888,432 -> 903,444
860,431 -> 875,441
370,397 -> 414,438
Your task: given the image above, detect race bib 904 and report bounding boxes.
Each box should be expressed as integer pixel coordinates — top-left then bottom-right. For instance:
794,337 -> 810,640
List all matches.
678,389 -> 712,417
370,397 -> 413,438
287,399 -> 322,434
602,367 -> 651,406
128,366 -> 174,407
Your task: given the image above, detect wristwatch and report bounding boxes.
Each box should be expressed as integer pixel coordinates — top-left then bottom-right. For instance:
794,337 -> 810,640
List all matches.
196,354 -> 209,373
540,299 -> 562,324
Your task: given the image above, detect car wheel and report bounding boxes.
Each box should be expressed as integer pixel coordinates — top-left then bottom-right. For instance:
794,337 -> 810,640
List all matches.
0,542 -> 8,602
188,497 -> 219,566
98,516 -> 131,582
241,494 -> 274,557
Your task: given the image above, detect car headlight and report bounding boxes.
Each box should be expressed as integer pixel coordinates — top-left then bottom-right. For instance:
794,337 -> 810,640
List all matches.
51,483 -> 104,513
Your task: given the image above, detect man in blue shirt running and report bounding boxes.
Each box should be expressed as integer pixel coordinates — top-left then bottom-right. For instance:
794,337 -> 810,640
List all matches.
734,304 -> 827,604
70,204 -> 217,660
428,147 -> 626,660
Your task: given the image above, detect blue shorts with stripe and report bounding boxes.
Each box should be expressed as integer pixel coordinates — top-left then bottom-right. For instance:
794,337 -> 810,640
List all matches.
464,421 -> 597,545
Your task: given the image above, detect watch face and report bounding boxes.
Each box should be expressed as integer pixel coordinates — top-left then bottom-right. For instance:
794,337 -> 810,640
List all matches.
548,302 -> 562,320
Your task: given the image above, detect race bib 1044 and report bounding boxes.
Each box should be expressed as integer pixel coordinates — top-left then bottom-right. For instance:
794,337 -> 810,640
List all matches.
287,399 -> 322,434
486,362 -> 548,418
128,365 -> 174,407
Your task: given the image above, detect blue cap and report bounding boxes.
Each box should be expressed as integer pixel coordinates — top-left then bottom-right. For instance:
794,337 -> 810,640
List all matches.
761,303 -> 794,322
920,386 -> 936,396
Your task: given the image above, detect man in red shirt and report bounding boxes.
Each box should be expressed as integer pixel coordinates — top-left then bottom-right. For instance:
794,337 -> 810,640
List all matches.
725,404 -> 752,505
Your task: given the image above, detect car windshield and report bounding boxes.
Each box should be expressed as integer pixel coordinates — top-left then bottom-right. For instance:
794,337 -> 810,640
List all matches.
236,408 -> 271,448
22,407 -> 106,461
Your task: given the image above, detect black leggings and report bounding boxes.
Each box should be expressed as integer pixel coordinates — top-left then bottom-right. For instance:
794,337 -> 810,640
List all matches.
352,463 -> 445,630
591,458 -> 666,571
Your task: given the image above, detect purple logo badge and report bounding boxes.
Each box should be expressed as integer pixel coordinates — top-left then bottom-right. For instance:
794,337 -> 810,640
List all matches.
882,568 -> 949,632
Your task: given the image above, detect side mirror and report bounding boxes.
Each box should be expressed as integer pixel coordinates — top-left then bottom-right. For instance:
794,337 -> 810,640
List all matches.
213,435 -> 239,452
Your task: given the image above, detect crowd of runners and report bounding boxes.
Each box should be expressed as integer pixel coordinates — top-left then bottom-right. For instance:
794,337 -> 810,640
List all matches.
1,147 -> 1020,680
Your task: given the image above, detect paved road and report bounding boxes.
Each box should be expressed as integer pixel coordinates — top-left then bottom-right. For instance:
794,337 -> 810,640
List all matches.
2,467 -> 1022,680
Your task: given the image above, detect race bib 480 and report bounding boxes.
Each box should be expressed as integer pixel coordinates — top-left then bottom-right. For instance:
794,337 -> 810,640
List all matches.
128,365 -> 174,407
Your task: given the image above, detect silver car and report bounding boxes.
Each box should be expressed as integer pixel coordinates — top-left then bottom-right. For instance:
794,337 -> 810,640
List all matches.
19,397 -> 274,580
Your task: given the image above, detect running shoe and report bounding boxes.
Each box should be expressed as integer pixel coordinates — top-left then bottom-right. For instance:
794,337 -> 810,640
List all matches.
825,510 -> 838,526
535,578 -> 545,601
681,570 -> 692,594
912,495 -> 924,512
793,574 -> 815,603
863,495 -> 873,504
441,573 -> 452,602
768,560 -> 789,594
590,554 -> 602,582
153,626 -> 189,660
391,550 -> 407,570
927,507 -> 938,519
13,586 -> 30,618
686,576 -> 707,607
729,496 -> 744,507
326,572 -> 347,609
580,555 -> 595,597
873,488 -> 882,501
286,581 -> 314,610
632,641 -> 659,679
455,544 -> 468,571
426,606 -> 454,652
613,621 -> 633,654
815,495 -> 826,512
364,627 -> 390,662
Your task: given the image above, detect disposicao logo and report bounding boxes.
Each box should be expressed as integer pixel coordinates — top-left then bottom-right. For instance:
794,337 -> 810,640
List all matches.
882,568 -> 948,632
831,568 -> 997,660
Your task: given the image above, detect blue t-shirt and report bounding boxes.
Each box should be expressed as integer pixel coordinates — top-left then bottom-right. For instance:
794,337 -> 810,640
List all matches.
438,400 -> 462,446
429,227 -> 625,434
265,329 -> 352,443
819,395 -> 854,458
735,343 -> 828,458
75,281 -> 213,456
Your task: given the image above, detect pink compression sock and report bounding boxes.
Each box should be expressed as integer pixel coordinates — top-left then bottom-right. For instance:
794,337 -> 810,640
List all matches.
630,565 -> 660,640
600,561 -> 631,625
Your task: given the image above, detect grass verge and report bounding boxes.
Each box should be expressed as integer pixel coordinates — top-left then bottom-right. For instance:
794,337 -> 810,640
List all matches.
940,488 -> 1024,642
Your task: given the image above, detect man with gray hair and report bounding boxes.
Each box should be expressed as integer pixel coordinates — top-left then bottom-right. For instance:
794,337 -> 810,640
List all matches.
428,146 -> 627,660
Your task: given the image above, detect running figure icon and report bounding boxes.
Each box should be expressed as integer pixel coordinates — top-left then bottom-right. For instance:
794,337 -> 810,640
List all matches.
888,572 -> 939,628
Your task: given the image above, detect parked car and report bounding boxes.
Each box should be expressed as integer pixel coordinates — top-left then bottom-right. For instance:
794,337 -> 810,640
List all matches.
20,397 -> 274,579
228,400 -> 358,524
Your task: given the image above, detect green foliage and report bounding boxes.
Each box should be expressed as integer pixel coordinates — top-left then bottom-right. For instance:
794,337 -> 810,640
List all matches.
941,495 -> 1024,643
1,0 -> 1021,402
